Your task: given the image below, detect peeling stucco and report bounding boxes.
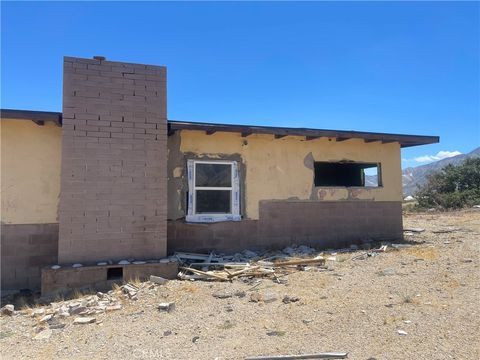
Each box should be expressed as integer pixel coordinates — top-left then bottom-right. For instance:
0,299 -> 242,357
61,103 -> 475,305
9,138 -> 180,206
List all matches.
170,130 -> 402,220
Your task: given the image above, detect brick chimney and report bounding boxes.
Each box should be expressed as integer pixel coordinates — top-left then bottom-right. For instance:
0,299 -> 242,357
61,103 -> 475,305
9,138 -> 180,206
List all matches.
58,56 -> 167,264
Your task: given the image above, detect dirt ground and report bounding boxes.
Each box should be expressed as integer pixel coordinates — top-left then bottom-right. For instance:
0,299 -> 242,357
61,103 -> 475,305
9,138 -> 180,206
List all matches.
1,210 -> 479,360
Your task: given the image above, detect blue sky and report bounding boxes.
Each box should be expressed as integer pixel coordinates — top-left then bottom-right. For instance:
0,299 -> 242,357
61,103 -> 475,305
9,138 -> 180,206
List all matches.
2,1 -> 479,168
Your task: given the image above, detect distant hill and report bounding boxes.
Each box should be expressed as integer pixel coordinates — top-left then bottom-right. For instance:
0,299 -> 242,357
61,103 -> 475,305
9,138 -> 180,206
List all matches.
364,147 -> 480,194
402,147 -> 480,196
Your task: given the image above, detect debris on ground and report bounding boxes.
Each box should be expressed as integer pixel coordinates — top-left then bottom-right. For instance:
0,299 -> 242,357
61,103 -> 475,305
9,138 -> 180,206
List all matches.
150,275 -> 168,285
1,304 -> 14,316
175,248 -> 327,283
403,228 -> 425,233
432,227 -> 462,234
245,352 -> 349,359
1,210 -> 478,359
73,317 -> 96,325
158,302 -> 175,312
282,295 -> 300,304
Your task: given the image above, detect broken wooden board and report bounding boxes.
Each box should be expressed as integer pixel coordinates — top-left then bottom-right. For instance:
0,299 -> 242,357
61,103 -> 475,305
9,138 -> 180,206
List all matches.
403,228 -> 425,233
245,352 -> 348,360
180,266 -> 230,281
273,257 -> 325,267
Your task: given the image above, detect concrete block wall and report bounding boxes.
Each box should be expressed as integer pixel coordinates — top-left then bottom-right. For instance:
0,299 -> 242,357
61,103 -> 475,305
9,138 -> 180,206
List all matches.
58,56 -> 167,264
1,224 -> 58,290
167,200 -> 403,253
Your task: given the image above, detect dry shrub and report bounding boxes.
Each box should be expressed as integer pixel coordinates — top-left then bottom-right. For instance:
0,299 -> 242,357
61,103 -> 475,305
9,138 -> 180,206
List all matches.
404,246 -> 439,261
180,283 -> 199,293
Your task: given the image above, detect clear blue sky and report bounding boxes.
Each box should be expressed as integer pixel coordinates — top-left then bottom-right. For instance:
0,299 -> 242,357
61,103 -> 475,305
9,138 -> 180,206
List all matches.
2,1 -> 479,168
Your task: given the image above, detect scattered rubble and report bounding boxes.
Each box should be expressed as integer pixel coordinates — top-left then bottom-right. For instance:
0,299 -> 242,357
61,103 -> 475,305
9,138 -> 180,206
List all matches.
1,304 -> 14,316
378,268 -> 397,276
158,302 -> 175,312
397,330 -> 408,336
34,329 -> 52,340
212,290 -> 234,299
150,275 -> 168,285
403,228 -> 425,233
73,317 -> 96,325
266,330 -> 285,336
282,295 -> 300,304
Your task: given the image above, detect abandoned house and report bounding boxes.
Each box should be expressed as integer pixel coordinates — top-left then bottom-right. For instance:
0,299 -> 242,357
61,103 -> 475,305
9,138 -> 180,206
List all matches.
0,56 -> 439,293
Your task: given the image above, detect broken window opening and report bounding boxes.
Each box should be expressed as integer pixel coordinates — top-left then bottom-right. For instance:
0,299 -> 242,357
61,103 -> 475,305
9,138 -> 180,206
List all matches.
314,161 -> 382,187
186,160 -> 241,223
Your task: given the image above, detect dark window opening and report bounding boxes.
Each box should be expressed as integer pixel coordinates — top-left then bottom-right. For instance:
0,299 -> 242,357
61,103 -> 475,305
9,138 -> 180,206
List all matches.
107,267 -> 123,280
314,162 -> 381,187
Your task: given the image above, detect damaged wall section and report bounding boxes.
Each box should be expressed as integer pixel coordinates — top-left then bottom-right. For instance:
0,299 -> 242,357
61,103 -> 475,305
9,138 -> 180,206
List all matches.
168,130 -> 403,220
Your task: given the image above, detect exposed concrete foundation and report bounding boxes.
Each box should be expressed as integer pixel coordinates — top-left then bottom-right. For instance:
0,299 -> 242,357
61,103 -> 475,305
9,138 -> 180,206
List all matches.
168,200 -> 403,253
41,261 -> 178,296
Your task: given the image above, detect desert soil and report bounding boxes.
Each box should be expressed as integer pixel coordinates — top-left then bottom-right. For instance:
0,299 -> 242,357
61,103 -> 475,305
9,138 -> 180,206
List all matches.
1,210 -> 479,360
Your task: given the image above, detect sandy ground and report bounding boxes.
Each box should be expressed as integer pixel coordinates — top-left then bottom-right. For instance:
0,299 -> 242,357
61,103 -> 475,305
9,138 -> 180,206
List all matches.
1,210 -> 479,360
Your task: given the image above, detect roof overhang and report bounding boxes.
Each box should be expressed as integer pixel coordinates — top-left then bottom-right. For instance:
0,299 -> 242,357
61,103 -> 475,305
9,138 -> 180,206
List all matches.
0,109 -> 439,148
1,109 -> 62,126
168,120 -> 439,148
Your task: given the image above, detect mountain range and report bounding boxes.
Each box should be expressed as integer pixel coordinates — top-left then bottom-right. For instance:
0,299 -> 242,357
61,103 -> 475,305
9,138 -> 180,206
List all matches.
401,147 -> 480,196
364,147 -> 479,196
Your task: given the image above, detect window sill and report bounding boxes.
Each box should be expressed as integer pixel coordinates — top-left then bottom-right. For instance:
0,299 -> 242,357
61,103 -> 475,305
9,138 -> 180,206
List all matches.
313,186 -> 383,189
186,214 -> 241,223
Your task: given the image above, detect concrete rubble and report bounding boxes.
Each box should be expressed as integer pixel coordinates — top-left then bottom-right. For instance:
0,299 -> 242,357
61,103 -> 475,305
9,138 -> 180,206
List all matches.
2,242 -> 397,341
1,304 -> 15,316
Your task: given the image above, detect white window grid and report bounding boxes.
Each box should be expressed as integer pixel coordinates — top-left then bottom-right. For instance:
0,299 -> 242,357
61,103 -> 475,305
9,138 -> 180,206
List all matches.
186,159 -> 241,223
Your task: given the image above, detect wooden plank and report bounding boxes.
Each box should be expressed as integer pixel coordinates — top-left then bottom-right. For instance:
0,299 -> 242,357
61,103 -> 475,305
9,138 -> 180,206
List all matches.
227,266 -> 260,278
245,352 -> 348,359
179,266 -> 230,281
403,228 -> 425,233
273,257 -> 325,267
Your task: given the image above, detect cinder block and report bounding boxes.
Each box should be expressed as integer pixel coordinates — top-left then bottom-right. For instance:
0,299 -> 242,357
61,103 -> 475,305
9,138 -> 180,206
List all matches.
59,56 -> 167,265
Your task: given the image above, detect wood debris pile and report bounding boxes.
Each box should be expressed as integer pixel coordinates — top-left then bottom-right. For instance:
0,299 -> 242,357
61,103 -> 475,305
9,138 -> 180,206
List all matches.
174,249 -> 330,282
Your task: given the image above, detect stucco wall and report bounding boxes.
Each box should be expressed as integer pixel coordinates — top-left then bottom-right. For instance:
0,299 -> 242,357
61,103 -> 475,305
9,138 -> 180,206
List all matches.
168,130 -> 402,220
1,119 -> 62,224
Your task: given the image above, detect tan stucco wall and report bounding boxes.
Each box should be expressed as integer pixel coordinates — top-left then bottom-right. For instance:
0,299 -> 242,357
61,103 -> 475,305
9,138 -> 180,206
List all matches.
171,130 -> 403,220
1,120 -> 61,224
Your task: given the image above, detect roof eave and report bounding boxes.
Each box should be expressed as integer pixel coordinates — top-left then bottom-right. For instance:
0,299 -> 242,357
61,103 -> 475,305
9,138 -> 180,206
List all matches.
168,120 -> 439,148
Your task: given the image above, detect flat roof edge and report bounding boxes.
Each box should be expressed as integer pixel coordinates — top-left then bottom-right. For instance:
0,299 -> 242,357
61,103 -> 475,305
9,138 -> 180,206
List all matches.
1,109 -> 62,126
0,109 -> 439,147
168,120 -> 439,148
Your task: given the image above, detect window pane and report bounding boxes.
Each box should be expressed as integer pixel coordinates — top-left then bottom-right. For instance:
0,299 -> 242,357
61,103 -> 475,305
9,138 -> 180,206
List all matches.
196,190 -> 231,213
195,163 -> 231,187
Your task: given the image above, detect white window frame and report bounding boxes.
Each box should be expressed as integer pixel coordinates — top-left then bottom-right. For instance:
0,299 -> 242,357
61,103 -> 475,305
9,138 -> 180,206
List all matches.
186,159 -> 241,223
